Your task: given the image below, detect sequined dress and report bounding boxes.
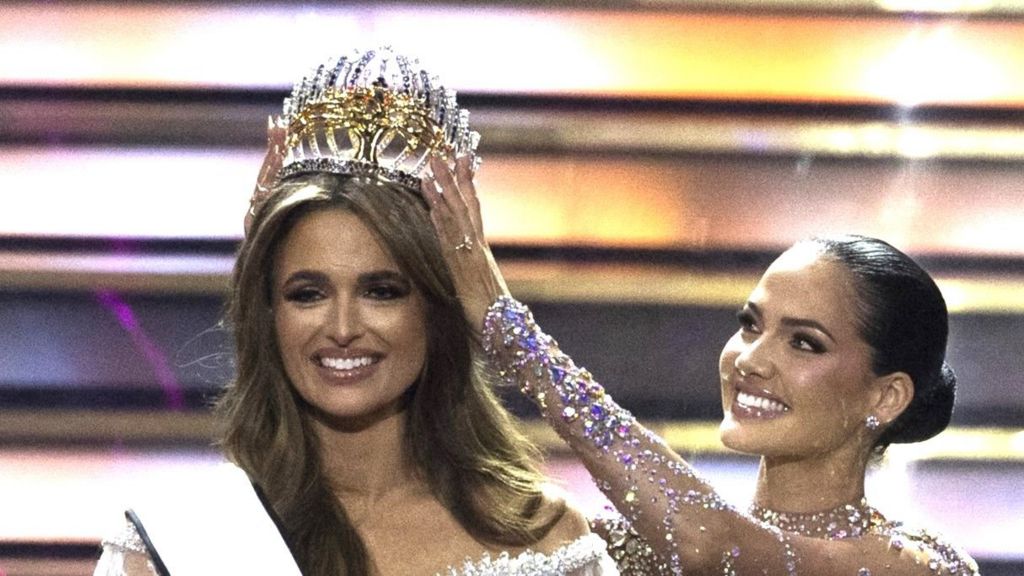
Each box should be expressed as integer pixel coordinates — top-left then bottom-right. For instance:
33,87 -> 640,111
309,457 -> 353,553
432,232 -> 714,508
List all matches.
94,510 -> 619,575
483,297 -> 979,576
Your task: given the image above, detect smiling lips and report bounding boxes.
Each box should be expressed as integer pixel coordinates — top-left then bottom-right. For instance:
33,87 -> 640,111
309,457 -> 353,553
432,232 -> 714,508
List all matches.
315,354 -> 380,382
732,389 -> 790,420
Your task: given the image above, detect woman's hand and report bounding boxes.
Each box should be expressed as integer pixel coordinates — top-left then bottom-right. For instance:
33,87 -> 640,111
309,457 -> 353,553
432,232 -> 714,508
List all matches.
421,154 -> 510,333
244,115 -> 288,234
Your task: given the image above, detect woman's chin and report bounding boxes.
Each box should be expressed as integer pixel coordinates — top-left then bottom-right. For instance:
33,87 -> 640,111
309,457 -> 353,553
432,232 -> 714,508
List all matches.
718,412 -> 761,454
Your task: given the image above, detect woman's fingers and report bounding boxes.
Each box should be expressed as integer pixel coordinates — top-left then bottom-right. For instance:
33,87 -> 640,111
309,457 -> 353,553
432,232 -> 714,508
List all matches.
427,155 -> 478,246
454,155 -> 484,236
427,153 -> 485,238
420,175 -> 456,245
421,152 -> 509,330
429,155 -> 468,214
268,115 -> 287,144
257,115 -> 287,189
420,172 -> 460,246
245,116 -> 289,234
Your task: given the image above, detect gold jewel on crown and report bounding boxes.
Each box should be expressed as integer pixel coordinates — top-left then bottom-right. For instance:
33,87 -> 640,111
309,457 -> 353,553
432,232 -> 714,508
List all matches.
276,47 -> 480,189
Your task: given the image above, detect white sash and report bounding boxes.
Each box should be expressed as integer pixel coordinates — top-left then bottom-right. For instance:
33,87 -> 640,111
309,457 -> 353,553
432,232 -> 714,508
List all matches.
128,463 -> 302,576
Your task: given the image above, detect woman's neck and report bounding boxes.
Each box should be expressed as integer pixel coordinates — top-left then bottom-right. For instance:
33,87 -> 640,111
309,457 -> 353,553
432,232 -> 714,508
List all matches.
753,446 -> 869,513
312,408 -> 422,515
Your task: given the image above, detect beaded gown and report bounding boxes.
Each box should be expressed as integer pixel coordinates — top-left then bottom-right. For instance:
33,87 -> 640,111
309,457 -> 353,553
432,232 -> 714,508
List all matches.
483,297 -> 979,576
94,508 -> 618,575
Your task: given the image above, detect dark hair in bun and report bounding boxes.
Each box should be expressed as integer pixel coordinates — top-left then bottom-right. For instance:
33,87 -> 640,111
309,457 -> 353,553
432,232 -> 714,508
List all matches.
807,235 -> 956,450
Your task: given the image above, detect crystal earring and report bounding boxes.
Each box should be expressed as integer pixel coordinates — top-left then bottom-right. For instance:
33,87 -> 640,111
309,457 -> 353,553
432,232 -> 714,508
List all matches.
865,415 -> 881,431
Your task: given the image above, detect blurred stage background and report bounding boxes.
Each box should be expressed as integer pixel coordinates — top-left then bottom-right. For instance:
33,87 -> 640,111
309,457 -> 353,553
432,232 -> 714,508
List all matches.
1,1 -> 1023,574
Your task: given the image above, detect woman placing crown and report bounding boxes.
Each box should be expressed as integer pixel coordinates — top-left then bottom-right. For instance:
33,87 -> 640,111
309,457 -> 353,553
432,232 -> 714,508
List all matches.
94,48 -> 617,575
421,149 -> 980,571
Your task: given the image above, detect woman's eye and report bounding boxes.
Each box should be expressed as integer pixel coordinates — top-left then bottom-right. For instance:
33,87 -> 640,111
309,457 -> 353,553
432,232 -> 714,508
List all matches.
791,334 -> 825,353
736,310 -> 759,333
365,283 -> 409,300
283,286 -> 324,304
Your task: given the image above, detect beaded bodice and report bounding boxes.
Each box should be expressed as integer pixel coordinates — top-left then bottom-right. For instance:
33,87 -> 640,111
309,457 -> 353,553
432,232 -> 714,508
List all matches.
440,533 -> 616,575
94,521 -> 616,576
482,296 -> 980,576
750,499 -> 979,575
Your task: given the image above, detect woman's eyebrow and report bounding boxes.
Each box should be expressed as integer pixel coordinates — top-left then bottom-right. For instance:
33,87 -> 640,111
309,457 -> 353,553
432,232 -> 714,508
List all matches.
357,270 -> 408,284
780,316 -> 836,343
748,302 -> 836,342
281,270 -> 328,286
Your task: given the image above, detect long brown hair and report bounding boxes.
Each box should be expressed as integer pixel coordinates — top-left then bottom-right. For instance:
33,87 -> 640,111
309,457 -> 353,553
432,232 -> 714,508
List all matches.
216,173 -> 562,575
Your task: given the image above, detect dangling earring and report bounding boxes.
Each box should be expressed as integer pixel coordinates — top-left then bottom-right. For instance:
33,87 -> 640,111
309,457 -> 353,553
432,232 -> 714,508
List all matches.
865,415 -> 881,431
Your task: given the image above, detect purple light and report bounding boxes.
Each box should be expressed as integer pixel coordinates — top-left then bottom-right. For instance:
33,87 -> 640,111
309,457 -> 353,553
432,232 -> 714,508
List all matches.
95,290 -> 185,410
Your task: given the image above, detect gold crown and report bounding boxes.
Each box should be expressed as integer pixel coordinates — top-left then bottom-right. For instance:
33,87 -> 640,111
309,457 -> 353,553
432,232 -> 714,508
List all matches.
277,47 -> 480,188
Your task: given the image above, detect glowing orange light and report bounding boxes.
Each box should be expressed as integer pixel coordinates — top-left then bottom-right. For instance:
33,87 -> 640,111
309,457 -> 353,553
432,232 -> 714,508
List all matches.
3,5 -> 1024,106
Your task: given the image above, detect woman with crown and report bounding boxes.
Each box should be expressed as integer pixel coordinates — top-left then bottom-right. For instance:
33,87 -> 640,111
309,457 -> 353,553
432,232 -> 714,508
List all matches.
93,48 -> 619,576
421,126 -> 980,573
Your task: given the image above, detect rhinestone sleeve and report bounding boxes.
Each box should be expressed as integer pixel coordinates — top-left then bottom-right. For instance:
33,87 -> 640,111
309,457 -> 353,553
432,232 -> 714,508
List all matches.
589,511 -> 665,575
483,297 -> 799,576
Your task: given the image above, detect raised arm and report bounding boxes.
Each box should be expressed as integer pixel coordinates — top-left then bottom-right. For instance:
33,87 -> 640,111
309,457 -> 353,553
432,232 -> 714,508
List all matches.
483,296 -> 800,574
421,157 -> 969,576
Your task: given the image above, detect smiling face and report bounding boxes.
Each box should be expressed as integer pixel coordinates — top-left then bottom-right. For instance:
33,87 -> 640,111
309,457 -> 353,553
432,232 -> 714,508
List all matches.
718,244 -> 880,460
272,208 -> 428,431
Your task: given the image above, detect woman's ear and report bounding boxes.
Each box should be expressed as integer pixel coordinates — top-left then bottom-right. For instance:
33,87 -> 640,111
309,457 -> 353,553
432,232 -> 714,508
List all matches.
871,371 -> 915,427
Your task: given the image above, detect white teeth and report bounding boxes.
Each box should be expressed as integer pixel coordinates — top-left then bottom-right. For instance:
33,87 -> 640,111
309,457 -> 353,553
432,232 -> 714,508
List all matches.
320,356 -> 374,371
737,391 -> 788,413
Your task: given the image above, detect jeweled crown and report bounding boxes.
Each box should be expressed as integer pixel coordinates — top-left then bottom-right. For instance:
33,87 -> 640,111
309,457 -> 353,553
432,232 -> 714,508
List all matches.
277,47 -> 480,188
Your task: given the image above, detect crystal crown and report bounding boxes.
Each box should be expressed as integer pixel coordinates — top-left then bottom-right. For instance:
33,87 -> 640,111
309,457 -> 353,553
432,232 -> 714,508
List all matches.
277,47 -> 480,189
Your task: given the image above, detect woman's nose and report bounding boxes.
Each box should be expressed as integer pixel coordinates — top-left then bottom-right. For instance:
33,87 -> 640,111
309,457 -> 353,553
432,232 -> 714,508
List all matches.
327,299 -> 363,346
734,336 -> 774,379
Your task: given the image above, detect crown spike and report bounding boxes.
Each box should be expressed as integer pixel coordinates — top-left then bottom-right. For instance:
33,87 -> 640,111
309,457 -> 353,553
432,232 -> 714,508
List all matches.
396,55 -> 414,93
310,64 -> 327,101
420,71 -> 433,102
341,58 -> 355,89
376,52 -> 390,86
353,49 -> 374,84
295,75 -> 313,118
326,56 -> 346,90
